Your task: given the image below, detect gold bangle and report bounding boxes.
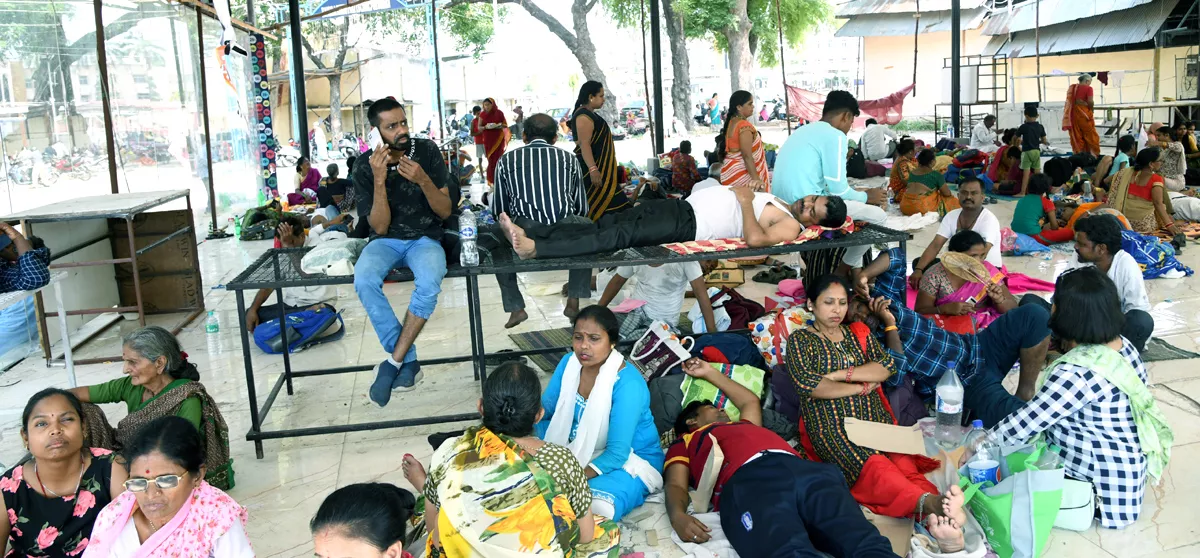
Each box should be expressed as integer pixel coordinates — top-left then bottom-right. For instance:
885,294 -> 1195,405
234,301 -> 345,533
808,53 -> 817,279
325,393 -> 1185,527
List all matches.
884,325 -> 898,333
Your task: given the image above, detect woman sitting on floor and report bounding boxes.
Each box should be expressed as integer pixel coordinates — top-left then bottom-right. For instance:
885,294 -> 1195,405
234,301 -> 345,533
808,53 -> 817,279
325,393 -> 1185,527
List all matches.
986,129 -> 1019,183
888,138 -> 917,199
83,416 -> 251,557
900,149 -> 960,217
787,275 -> 967,550
914,230 -> 1016,329
537,305 -> 664,522
1011,174 -> 1076,245
70,326 -> 234,490
401,361 -> 621,557
993,144 -> 1025,196
310,483 -> 417,558
963,267 -> 1171,529
1093,135 -> 1137,188
1106,147 -> 1182,240
1,389 -> 128,557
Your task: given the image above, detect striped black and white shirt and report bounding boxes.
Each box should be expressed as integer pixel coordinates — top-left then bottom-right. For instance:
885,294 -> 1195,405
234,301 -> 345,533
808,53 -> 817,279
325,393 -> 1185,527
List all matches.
491,139 -> 589,225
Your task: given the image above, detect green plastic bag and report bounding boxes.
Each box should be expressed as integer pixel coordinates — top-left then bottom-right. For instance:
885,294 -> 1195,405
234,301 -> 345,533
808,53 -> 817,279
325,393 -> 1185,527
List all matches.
957,442 -> 1064,558
680,363 -> 764,422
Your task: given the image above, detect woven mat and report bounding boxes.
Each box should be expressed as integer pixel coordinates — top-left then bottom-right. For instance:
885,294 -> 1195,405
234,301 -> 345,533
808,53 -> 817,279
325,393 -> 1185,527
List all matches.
508,313 -> 693,373
1142,337 -> 1200,363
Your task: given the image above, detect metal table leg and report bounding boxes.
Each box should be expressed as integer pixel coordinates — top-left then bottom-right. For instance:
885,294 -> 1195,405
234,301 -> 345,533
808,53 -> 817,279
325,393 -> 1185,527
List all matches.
236,289 -> 265,459
465,273 -> 486,381
52,280 -> 76,388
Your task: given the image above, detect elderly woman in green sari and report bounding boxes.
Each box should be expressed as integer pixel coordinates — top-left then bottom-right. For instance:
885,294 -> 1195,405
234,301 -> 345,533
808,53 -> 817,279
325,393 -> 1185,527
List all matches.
69,326 -> 235,490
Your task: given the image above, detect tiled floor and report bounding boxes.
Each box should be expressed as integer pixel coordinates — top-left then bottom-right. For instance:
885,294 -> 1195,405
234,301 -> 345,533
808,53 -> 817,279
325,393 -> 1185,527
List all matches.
3,193 -> 1200,557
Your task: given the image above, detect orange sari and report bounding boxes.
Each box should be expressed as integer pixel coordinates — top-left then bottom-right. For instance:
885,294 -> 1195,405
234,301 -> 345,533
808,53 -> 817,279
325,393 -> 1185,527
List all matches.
720,119 -> 770,192
1063,84 -> 1100,156
479,99 -> 508,185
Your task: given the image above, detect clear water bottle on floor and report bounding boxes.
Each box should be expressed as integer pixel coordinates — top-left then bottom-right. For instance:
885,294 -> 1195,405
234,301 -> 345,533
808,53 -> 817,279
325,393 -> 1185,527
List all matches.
964,421 -> 1001,484
459,206 -> 479,267
205,310 -> 219,334
935,363 -> 965,449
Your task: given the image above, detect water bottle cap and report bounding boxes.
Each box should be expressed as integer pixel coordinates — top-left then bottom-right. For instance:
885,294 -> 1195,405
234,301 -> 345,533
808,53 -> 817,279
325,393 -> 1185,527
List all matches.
971,419 -> 983,428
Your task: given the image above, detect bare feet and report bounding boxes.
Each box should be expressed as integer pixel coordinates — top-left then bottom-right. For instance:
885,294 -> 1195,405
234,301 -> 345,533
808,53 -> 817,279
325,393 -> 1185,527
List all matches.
564,298 -> 580,320
505,309 -> 528,329
942,484 -> 968,527
925,514 -> 965,553
402,453 -> 427,490
498,213 -> 537,260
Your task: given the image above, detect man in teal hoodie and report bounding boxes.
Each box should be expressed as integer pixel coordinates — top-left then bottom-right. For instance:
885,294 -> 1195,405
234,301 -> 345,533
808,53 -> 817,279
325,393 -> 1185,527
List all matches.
773,91 -> 888,269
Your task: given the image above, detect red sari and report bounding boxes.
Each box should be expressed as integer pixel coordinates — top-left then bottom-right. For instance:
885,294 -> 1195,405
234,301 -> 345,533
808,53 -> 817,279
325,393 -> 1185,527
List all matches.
1063,84 -> 1100,156
478,99 -> 508,185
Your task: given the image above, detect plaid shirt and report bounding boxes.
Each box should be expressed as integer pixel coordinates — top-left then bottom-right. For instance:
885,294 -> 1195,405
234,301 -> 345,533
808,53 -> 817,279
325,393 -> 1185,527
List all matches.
874,248 -> 981,398
0,247 -> 51,293
989,339 -> 1147,528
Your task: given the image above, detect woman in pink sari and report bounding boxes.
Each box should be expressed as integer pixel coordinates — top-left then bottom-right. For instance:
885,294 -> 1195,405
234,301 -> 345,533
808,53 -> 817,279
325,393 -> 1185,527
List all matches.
914,230 -> 1017,330
83,416 -> 251,558
1063,74 -> 1100,157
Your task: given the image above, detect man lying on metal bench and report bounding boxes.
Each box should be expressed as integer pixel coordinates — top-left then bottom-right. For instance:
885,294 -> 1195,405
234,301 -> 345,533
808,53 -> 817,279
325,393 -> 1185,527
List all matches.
497,184 -> 848,259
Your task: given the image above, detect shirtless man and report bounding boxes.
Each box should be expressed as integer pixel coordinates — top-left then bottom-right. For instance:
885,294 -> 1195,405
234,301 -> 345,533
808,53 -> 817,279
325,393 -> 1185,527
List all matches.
497,184 -> 848,260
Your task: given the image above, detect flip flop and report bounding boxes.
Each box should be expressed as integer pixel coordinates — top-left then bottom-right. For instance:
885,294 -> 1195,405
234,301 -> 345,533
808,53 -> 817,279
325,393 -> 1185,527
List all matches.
752,265 -> 798,285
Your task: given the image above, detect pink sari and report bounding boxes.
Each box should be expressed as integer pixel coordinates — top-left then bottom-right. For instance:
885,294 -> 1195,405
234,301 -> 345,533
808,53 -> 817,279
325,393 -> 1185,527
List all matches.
82,481 -> 248,558
935,261 -> 1006,330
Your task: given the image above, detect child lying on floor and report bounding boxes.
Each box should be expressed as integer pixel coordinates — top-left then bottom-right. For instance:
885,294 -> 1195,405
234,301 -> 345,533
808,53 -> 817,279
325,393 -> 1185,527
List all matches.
598,262 -> 717,341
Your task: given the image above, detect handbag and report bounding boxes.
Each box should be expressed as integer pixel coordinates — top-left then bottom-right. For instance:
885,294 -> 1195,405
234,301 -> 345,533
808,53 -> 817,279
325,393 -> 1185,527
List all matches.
253,306 -> 345,354
1054,478 -> 1096,532
629,320 -> 694,381
958,441 -> 1064,558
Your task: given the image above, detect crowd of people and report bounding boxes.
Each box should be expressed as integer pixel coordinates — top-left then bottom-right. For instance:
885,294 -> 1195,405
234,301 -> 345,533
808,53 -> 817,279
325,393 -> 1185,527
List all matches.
0,84 -> 1178,557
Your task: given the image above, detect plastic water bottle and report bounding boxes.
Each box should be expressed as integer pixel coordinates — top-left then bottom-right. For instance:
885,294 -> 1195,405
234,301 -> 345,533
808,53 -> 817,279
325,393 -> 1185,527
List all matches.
205,310 -> 219,334
947,125 -> 956,140
935,364 -> 965,449
459,206 -> 479,267
1033,444 -> 1063,470
964,421 -> 1001,484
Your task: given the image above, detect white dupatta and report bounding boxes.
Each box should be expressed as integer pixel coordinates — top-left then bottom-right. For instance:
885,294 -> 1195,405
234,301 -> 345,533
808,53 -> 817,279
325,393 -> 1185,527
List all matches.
543,350 -> 664,493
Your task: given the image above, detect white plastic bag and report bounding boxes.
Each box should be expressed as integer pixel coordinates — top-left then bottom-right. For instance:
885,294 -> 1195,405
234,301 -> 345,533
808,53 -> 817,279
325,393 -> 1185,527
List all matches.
301,238 -> 367,276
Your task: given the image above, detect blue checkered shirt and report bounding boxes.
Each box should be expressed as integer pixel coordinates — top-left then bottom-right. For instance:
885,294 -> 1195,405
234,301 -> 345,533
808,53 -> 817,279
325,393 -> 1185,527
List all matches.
0,247 -> 51,293
874,248 -> 981,398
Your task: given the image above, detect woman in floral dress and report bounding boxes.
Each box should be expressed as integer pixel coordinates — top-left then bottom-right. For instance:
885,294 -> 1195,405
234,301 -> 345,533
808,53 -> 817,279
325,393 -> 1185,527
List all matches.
1,389 -> 127,557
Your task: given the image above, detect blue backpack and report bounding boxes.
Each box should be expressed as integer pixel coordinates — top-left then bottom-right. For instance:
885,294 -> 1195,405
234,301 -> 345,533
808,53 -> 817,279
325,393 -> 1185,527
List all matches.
253,305 -> 345,354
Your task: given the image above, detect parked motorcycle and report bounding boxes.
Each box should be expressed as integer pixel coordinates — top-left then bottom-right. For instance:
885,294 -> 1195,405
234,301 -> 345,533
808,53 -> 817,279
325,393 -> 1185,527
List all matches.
337,133 -> 359,158
52,155 -> 92,182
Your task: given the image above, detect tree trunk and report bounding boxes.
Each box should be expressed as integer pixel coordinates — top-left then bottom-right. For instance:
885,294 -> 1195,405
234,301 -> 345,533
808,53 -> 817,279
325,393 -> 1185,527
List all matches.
569,0 -> 617,124
725,0 -> 754,93
327,73 -> 342,142
662,0 -> 693,132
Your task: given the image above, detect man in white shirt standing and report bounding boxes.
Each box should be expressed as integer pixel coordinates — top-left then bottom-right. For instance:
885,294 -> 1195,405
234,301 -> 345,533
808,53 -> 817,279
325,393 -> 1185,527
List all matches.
970,115 -> 1001,153
859,118 -> 898,161
910,178 -> 1003,287
1070,214 -> 1154,352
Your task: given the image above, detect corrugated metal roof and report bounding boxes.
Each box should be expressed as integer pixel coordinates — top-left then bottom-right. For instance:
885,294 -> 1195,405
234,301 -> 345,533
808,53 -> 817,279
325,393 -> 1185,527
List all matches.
982,0 -> 1178,57
835,8 -> 989,37
835,0 -> 985,17
981,0 -> 1157,36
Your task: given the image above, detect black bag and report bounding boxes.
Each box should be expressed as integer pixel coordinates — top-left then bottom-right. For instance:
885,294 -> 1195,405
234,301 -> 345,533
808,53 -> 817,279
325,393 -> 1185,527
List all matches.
847,147 -> 868,179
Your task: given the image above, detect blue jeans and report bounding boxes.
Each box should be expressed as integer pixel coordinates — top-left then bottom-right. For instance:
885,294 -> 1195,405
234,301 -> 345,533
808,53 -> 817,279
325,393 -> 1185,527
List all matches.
965,304 -> 1051,427
353,236 -> 447,362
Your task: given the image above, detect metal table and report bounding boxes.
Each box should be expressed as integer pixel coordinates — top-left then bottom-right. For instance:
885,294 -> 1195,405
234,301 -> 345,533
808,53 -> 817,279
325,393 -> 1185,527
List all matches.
226,224 -> 911,458
0,190 -> 205,365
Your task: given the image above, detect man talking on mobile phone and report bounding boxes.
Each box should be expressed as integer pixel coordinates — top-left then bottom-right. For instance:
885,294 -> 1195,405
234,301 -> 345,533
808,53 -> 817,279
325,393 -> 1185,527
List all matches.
352,97 -> 458,406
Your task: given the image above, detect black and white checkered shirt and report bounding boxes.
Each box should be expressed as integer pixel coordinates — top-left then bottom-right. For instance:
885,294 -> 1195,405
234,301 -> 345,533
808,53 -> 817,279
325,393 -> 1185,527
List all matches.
990,338 -> 1147,528
491,139 -> 589,226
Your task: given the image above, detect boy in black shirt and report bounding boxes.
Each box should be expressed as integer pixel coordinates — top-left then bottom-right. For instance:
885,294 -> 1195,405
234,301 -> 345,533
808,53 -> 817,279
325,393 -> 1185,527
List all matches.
352,98 -> 457,405
1017,106 -> 1048,196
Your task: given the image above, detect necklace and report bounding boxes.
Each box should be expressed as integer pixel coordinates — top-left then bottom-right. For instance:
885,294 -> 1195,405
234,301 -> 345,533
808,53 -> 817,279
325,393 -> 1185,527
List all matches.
34,454 -> 85,498
148,517 -> 160,533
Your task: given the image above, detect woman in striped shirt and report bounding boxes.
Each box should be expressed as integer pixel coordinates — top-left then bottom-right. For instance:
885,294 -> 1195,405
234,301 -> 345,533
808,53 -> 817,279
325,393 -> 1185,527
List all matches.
717,90 -> 770,193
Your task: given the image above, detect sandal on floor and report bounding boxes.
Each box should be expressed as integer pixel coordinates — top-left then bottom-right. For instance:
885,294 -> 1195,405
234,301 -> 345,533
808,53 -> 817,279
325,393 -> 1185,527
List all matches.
752,265 -> 798,285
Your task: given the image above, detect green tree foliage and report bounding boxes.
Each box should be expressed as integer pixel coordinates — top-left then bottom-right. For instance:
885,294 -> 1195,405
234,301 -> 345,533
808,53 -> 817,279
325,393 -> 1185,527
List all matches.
668,0 -> 829,66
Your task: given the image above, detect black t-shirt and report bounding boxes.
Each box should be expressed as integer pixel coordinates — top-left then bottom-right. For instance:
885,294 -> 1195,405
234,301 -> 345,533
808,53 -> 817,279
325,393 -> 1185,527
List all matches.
317,178 -> 351,208
1018,121 -> 1047,152
353,138 -> 458,240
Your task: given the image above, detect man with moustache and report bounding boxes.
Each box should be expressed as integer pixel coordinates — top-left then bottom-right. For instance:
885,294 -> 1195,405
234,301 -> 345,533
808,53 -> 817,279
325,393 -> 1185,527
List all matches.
352,97 -> 457,405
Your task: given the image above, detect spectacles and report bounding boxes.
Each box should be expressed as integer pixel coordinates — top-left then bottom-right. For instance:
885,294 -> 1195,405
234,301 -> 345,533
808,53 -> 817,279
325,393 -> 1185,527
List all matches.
124,473 -> 185,492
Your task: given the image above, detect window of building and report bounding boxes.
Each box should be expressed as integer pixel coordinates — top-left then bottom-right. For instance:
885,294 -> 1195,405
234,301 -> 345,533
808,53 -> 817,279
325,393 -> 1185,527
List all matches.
79,75 -> 88,86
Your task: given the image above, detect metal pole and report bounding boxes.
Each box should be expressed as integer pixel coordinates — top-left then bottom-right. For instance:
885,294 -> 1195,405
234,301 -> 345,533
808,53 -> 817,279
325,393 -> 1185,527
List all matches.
288,0 -> 309,159
650,0 -> 664,154
951,0 -> 961,137
913,0 -> 920,96
1035,0 -> 1042,101
431,2 -> 445,140
246,0 -> 256,26
196,10 -> 219,234
93,0 -> 120,194
776,0 -> 791,134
